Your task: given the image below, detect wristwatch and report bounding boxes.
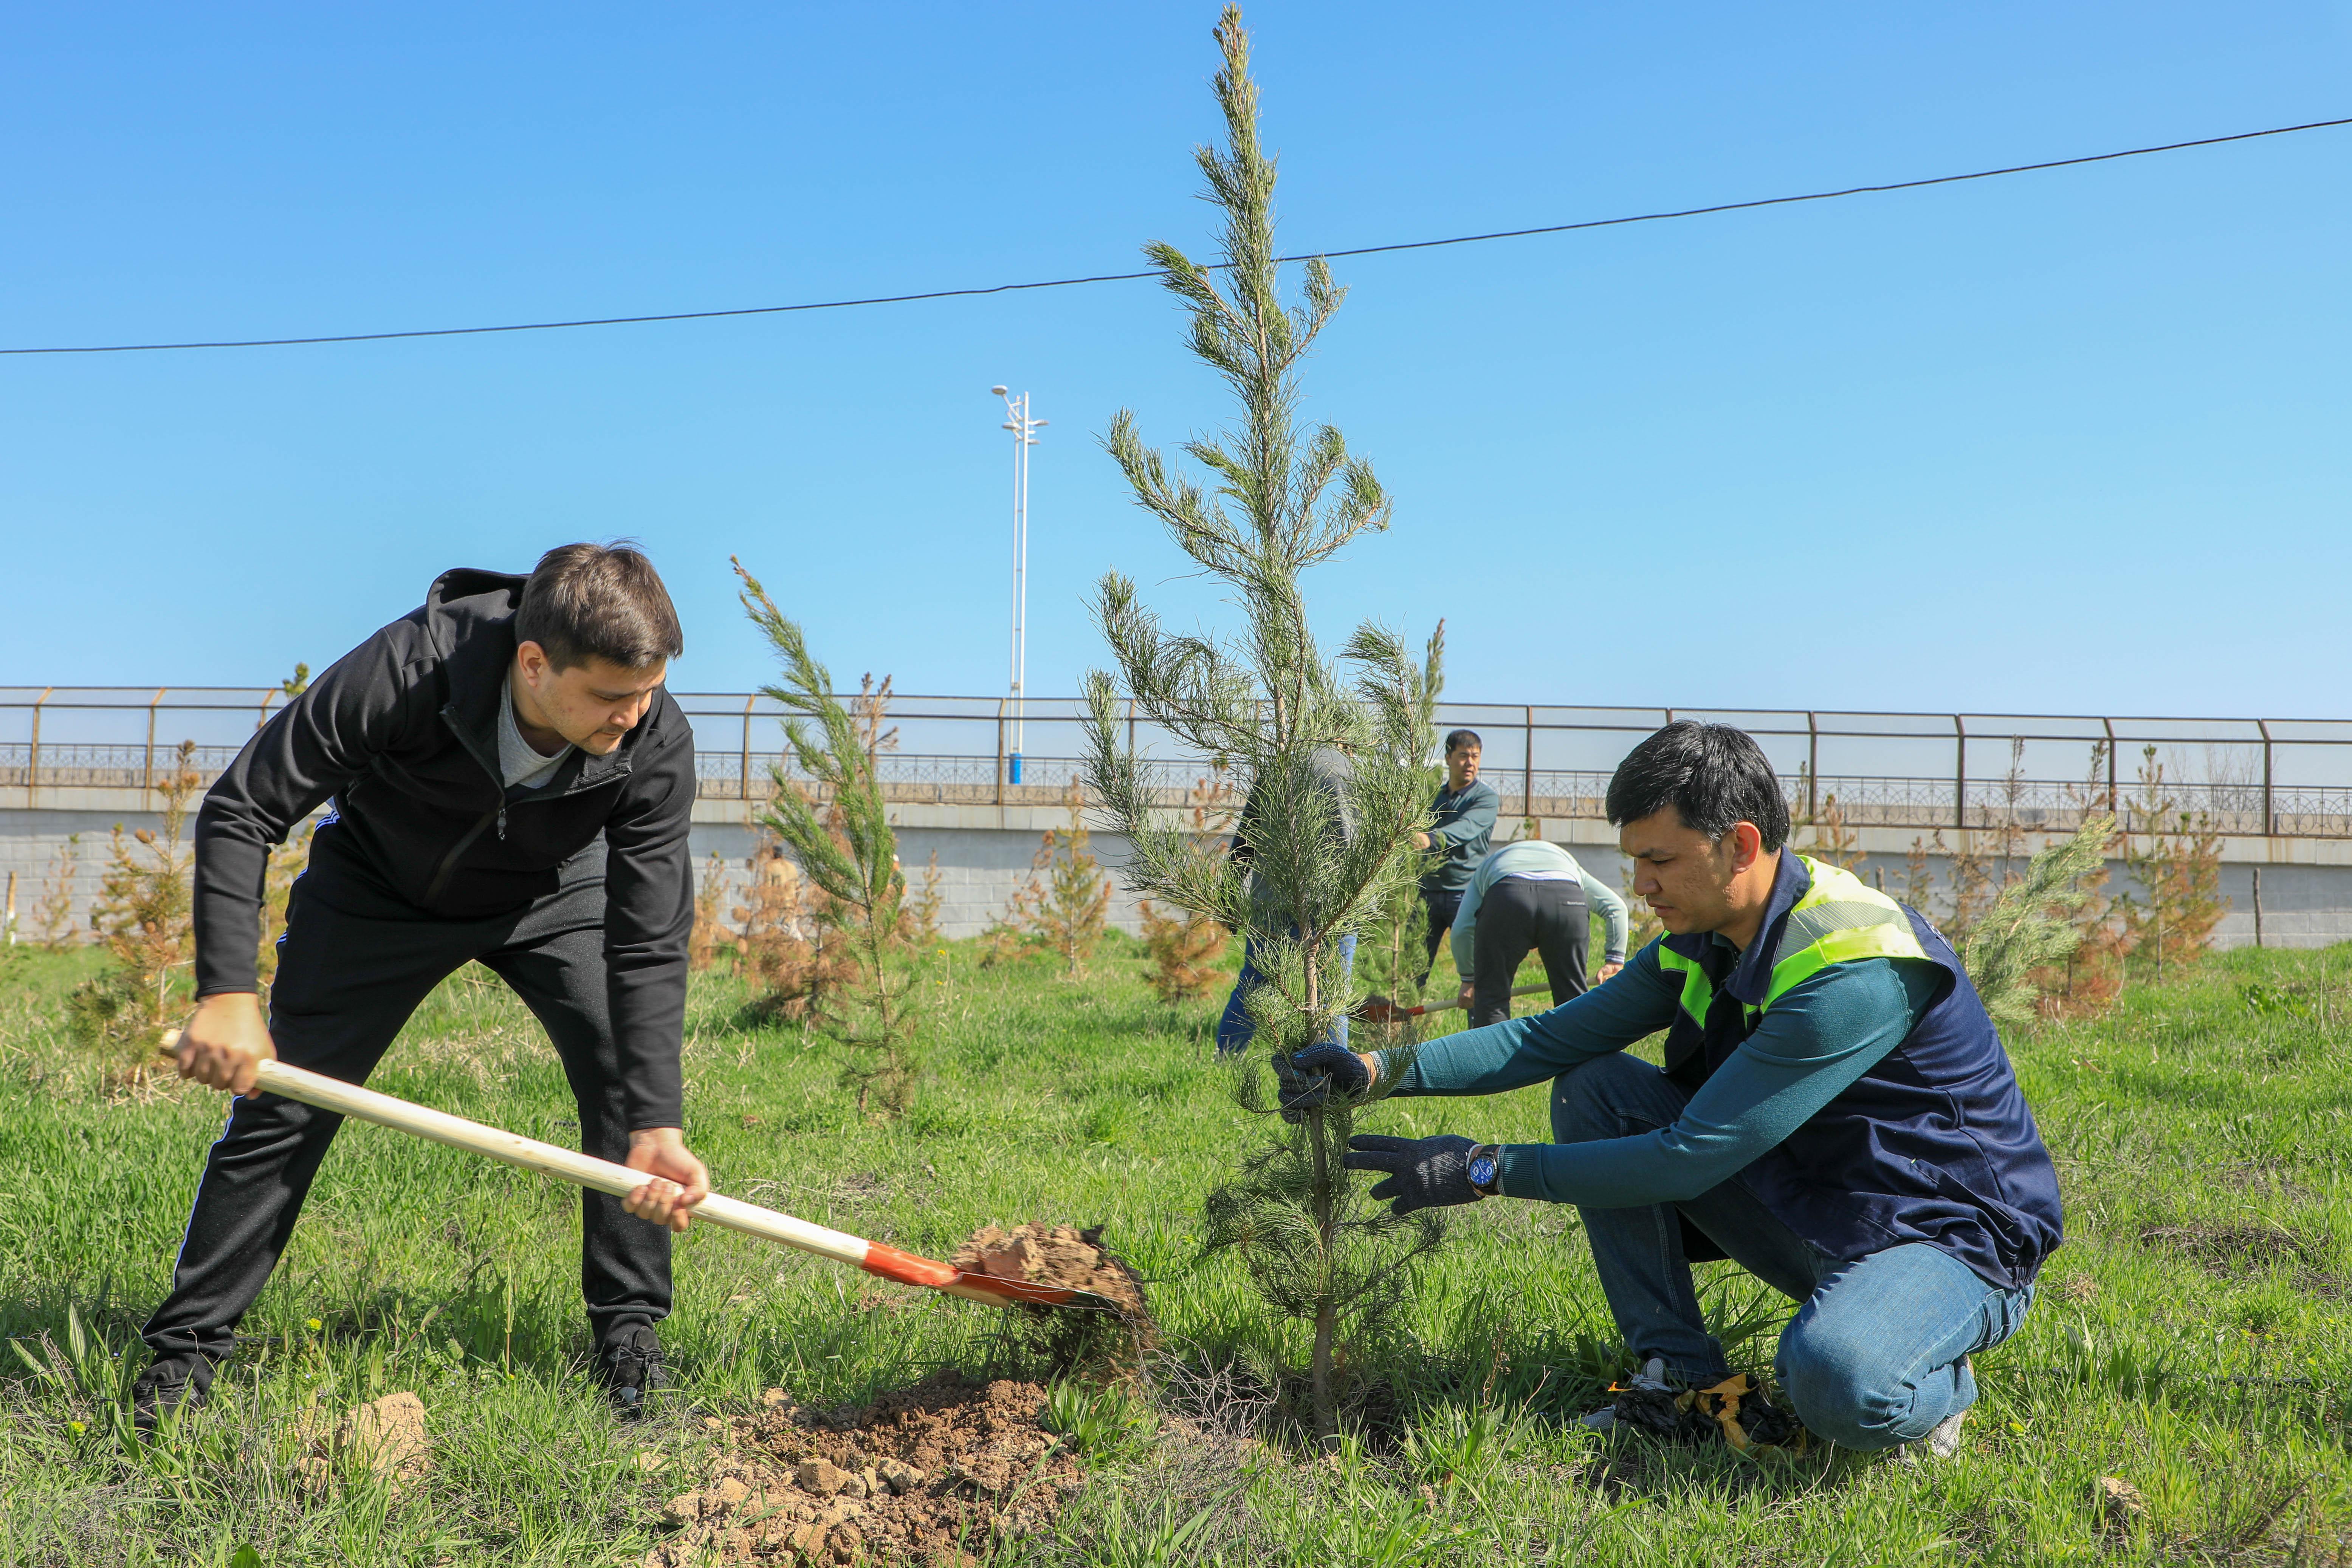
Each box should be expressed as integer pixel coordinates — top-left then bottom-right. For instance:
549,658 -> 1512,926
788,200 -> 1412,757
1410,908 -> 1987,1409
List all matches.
1466,1144 -> 1501,1197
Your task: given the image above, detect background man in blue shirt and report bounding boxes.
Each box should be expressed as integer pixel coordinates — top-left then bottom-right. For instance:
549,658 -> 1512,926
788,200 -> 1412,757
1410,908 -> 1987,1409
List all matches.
1283,721 -> 2062,1458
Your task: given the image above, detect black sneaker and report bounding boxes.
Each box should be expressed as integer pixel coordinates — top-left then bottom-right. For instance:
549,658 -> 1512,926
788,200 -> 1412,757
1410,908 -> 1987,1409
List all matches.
130,1360 -> 209,1436
597,1324 -> 668,1413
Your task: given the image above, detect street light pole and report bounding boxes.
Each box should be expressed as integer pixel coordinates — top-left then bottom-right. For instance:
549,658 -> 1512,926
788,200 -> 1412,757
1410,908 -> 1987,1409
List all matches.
991,386 -> 1045,784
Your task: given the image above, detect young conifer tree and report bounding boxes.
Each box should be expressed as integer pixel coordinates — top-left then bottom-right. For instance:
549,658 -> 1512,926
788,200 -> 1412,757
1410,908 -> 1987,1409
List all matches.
2118,746 -> 2225,982
1015,782 -> 1113,976
1080,6 -> 1442,1444
30,835 -> 82,950
733,560 -> 923,1117
1139,777 -> 1238,1004
68,741 -> 201,1078
1356,621 -> 1446,1030
1959,814 -> 2115,1030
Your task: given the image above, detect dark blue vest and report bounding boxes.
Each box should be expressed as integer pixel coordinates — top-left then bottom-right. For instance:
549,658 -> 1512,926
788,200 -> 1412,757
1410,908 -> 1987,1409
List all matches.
1659,855 -> 2064,1289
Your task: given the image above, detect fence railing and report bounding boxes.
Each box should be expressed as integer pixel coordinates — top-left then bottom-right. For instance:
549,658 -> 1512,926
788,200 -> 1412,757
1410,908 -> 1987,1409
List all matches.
6,688 -> 2352,838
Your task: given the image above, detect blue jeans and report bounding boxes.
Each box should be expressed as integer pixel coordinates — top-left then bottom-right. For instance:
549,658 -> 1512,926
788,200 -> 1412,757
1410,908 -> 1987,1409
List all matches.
1553,1052 -> 2037,1450
1215,932 -> 1357,1058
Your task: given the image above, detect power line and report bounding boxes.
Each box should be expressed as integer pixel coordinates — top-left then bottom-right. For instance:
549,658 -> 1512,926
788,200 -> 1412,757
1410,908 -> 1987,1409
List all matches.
5,114 -> 2346,357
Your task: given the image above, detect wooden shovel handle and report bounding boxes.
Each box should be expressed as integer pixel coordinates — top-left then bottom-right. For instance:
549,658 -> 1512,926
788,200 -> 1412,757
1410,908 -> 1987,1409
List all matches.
1356,980 -> 1553,1023
153,1032 -> 1066,1311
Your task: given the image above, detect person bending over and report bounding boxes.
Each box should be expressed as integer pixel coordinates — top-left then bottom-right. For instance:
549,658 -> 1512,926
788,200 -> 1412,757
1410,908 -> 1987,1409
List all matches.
1411,730 -> 1497,985
1450,837 -> 1630,1024
140,543 -> 708,1426
1279,721 -> 2060,1458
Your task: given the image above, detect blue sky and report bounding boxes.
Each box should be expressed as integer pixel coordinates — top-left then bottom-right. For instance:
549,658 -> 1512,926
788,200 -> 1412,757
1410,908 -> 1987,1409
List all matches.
3,3 -> 2347,719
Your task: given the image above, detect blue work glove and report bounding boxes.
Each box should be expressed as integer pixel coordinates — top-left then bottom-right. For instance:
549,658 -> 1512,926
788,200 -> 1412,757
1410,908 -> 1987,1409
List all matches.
1271,1041 -> 1371,1123
1343,1133 -> 1481,1215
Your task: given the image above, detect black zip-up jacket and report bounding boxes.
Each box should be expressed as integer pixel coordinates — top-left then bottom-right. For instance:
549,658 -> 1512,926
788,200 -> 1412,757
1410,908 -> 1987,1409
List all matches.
192,568 -> 697,1129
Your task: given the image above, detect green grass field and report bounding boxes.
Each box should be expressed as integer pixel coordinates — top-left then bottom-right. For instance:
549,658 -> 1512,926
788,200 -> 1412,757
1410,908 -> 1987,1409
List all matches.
2,933 -> 2347,1566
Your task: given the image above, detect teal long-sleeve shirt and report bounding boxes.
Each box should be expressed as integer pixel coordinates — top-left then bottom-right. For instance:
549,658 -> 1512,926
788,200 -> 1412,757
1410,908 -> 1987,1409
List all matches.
1419,779 -> 1499,894
1375,941 -> 1941,1210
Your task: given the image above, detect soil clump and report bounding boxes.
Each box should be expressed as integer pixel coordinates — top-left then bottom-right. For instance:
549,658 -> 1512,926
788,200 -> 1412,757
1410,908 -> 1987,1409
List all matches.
952,1222 -> 1150,1323
644,1373 -> 1080,1566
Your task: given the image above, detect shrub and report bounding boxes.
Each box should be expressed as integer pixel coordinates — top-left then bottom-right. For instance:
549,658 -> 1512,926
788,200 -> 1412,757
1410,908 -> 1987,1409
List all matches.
904,851 -> 945,947
1138,779 -> 1237,1004
2118,745 -> 2225,984
255,821 -> 314,988
28,835 -> 82,950
67,741 -> 199,1079
1006,783 -> 1112,976
688,851 -> 731,974
1960,814 -> 2115,1030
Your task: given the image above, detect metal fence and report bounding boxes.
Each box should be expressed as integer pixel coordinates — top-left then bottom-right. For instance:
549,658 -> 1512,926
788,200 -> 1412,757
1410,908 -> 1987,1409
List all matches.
6,686 -> 2352,837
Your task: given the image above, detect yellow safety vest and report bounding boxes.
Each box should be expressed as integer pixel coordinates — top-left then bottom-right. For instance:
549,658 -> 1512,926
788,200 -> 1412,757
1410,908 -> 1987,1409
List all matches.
1653,857 -> 1929,1028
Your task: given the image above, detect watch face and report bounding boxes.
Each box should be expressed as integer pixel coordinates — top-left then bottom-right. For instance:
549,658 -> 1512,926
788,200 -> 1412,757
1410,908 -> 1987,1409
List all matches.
1468,1155 -> 1498,1188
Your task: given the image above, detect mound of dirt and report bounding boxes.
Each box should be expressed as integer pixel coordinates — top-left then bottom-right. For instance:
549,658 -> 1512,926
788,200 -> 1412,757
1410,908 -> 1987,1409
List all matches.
644,1373 -> 1080,1566
952,1222 -> 1150,1325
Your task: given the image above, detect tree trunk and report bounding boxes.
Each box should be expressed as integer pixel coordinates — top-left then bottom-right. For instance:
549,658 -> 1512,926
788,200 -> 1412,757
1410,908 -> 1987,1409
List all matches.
1310,1289 -> 1339,1449
1300,928 -> 1340,1444
1307,1100 -> 1339,1446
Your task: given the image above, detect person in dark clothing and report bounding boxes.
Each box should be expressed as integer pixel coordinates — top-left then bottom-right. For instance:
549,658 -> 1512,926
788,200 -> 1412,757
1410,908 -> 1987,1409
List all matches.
1413,730 -> 1498,983
141,543 -> 707,1425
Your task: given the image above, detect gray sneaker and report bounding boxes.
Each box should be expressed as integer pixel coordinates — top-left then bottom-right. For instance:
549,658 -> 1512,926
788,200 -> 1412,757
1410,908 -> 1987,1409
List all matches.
1897,1407 -> 1967,1463
1897,1360 -> 1972,1463
1579,1356 -> 1671,1433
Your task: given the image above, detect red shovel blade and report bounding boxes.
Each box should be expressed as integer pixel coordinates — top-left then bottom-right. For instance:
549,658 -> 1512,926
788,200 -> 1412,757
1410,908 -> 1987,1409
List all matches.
860,1241 -> 1124,1313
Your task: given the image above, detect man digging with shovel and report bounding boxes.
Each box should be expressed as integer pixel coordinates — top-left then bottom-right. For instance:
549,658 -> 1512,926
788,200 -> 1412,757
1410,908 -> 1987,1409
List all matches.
138,543 -> 708,1428
1281,721 -> 2062,1459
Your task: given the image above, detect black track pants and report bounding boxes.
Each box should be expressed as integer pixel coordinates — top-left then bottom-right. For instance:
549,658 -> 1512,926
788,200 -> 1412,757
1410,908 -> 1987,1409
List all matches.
141,834 -> 671,1379
1470,876 -> 1588,1027
1417,887 -> 1463,985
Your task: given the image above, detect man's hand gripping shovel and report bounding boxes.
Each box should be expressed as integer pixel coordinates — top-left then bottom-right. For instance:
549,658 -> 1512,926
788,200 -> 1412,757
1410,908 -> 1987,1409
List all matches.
156,1029 -> 1119,1315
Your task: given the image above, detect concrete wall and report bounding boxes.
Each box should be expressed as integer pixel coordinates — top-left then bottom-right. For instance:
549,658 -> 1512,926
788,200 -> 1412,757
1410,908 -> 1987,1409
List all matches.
9,790 -> 2352,949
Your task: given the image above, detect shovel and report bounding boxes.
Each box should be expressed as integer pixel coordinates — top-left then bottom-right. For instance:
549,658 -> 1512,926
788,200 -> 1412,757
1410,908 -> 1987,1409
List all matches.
156,1032 -> 1117,1315
1353,981 -> 1552,1025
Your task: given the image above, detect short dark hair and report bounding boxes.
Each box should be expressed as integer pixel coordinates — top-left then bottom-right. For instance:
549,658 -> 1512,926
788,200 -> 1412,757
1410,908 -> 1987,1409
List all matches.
1605,720 -> 1790,852
515,541 -> 683,672
1444,729 -> 1482,756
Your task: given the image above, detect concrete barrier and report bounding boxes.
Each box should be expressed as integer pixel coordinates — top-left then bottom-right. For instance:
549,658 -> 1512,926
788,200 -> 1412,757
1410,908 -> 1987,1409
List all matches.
8,786 -> 2350,949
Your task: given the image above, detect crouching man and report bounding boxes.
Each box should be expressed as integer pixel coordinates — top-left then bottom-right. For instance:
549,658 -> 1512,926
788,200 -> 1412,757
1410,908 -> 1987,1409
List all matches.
1281,720 -> 2061,1457
138,543 -> 709,1425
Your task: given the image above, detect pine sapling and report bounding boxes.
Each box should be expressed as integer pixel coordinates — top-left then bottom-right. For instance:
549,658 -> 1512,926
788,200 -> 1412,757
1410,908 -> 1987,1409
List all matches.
1016,782 -> 1112,976
1354,622 -> 1446,1037
1140,778 -> 1236,1004
732,832 -> 847,1020
2118,746 -> 2225,983
1945,829 -> 1996,944
1796,780 -> 1864,873
905,851 -> 945,947
68,741 -> 201,1079
688,851 -> 732,973
1079,7 -> 1444,1444
1959,814 -> 2115,1030
30,835 -> 81,950
734,559 -> 923,1117
256,821 -> 314,988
